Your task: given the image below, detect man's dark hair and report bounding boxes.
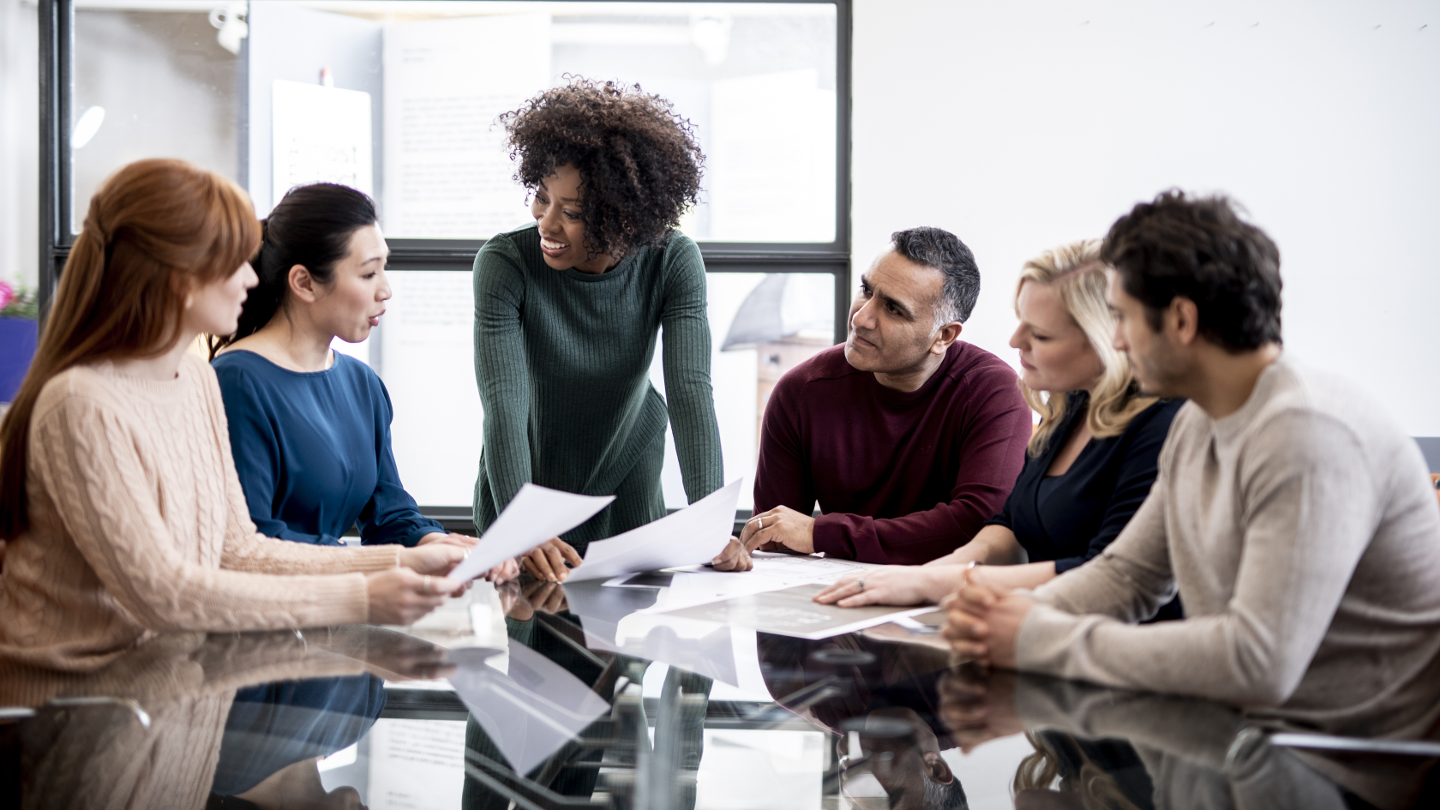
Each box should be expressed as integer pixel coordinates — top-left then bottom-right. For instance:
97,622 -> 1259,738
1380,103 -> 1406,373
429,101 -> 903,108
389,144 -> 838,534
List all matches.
1101,190 -> 1282,351
891,226 -> 980,326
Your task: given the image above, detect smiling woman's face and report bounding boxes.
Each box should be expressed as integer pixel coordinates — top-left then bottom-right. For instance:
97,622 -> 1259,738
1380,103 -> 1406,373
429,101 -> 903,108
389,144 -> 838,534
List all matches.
531,164 -> 617,274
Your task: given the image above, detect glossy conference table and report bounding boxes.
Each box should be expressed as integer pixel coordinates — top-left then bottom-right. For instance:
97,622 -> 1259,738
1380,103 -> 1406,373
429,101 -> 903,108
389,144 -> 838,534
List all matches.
2,575 -> 1436,810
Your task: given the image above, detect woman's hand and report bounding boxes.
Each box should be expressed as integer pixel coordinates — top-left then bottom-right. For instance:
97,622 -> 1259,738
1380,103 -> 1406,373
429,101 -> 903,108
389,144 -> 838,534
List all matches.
355,628 -> 457,681
522,537 -> 583,582
740,506 -> 815,554
417,532 -> 479,549
499,578 -> 568,621
484,558 -> 521,583
365,568 -> 463,625
399,543 -> 468,577
710,537 -> 753,571
813,565 -> 963,607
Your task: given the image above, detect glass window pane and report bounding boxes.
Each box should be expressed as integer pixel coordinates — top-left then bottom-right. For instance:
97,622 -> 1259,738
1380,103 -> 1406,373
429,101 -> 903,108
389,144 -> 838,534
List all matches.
72,4 -> 242,232
656,271 -> 835,511
72,2 -> 838,244
1,0 -> 39,296
370,270 -> 834,510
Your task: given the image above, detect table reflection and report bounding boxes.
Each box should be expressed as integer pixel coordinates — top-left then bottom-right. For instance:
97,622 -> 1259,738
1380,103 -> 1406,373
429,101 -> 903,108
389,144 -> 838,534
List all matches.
2,580 -> 1435,810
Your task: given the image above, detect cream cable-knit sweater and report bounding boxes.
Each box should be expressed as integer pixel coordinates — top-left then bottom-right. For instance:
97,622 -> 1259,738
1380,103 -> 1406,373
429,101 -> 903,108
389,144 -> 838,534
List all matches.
0,353 -> 401,671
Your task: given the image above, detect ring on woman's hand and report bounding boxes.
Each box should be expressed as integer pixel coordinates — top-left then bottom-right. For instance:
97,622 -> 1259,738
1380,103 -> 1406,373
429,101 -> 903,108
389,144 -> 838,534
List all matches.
758,516 -> 765,529
423,575 -> 432,595
856,577 -> 866,593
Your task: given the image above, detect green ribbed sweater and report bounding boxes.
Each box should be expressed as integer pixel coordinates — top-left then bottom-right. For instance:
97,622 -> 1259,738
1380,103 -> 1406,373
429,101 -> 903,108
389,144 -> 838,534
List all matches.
471,223 -> 724,552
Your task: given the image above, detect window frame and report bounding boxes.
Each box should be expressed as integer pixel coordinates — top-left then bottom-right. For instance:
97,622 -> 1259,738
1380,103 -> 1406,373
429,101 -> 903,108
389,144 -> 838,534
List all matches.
38,0 -> 852,528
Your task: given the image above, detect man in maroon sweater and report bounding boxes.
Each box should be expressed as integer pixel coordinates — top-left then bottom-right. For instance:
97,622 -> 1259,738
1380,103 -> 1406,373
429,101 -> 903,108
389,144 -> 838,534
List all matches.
741,227 -> 1033,565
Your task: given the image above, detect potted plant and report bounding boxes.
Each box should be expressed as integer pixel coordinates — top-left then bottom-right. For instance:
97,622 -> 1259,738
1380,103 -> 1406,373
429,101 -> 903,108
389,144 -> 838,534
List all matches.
1,280 -> 40,404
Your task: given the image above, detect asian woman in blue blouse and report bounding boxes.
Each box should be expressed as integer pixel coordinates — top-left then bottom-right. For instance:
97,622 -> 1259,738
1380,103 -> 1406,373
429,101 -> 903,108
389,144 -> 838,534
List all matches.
210,183 -> 516,580
816,239 -> 1181,608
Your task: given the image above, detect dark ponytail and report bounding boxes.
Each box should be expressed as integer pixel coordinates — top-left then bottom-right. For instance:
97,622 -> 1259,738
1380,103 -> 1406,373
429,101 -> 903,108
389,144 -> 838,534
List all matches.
209,183 -> 377,357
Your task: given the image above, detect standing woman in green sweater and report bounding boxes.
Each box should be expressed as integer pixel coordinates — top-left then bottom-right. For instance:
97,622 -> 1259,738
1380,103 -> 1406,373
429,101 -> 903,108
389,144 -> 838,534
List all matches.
475,78 -> 746,581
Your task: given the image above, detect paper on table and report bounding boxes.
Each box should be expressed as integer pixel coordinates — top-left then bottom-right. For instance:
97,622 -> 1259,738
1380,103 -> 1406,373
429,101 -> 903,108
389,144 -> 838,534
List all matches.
655,583 -> 933,641
566,479 -> 743,583
660,553 -> 870,611
448,484 -> 613,582
447,640 -> 611,775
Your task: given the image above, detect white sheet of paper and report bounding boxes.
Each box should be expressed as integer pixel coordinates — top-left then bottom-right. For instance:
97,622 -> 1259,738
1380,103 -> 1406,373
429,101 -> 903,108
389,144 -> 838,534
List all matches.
660,553 -> 870,611
382,14 -> 550,238
447,641 -> 611,775
272,80 -> 373,198
365,719 -> 466,810
566,480 -> 743,583
657,584 -> 933,641
449,484 -> 614,582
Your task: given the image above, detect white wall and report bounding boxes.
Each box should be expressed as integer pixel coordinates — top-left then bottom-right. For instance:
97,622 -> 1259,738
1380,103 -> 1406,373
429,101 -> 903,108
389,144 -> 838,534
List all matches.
852,0 -> 1440,436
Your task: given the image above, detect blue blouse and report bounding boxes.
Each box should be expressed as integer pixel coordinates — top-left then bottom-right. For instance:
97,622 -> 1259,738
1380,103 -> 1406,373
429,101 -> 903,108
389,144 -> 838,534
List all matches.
212,350 -> 443,547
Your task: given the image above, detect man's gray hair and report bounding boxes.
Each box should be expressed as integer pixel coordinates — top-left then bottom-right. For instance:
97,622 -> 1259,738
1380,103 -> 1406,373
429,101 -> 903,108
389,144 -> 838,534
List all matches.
922,771 -> 969,809
890,227 -> 981,331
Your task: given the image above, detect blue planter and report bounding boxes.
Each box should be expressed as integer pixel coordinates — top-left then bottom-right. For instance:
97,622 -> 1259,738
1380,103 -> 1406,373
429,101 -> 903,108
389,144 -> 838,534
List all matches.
0,318 -> 39,403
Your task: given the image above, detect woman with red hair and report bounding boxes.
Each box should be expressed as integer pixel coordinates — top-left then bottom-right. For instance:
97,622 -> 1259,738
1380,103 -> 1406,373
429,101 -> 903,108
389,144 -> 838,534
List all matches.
0,159 -> 464,671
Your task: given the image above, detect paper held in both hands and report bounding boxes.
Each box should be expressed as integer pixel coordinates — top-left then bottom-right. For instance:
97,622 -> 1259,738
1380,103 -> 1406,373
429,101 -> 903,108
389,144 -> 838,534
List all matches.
448,484 -> 614,582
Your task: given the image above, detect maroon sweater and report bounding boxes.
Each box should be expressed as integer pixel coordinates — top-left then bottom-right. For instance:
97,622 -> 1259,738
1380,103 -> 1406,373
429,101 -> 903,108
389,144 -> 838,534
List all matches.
754,342 -> 1032,564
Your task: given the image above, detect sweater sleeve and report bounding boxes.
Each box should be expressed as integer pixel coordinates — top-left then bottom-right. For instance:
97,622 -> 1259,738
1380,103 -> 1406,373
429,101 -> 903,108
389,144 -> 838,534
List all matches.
1053,400 -> 1179,574
473,236 -> 534,518
810,367 -> 1034,564
659,235 -> 724,503
357,375 -> 445,546
1018,410 -> 1379,706
30,395 -> 384,632
213,362 -> 342,546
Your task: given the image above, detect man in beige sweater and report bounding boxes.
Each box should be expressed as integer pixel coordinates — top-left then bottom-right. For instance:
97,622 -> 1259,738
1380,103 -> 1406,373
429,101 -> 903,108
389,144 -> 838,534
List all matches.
943,191 -> 1440,740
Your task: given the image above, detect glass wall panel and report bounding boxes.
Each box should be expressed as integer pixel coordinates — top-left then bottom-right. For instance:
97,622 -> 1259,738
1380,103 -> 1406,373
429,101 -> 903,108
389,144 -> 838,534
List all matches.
0,0 -> 39,291
69,1 -> 837,244
371,270 -> 834,510
72,2 -> 242,232
54,0 -> 847,519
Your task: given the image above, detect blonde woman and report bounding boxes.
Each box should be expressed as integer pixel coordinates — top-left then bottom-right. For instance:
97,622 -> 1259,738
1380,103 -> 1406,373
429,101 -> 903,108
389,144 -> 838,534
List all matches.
815,240 -> 1181,608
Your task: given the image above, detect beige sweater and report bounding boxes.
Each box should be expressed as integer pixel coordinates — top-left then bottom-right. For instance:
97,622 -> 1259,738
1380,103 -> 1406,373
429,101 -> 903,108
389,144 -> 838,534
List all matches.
0,353 -> 401,671
1019,356 -> 1440,738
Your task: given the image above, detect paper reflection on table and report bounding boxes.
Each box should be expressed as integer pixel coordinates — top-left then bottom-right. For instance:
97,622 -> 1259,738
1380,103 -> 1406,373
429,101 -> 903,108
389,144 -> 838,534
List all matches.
447,640 -> 610,775
564,578 -> 762,691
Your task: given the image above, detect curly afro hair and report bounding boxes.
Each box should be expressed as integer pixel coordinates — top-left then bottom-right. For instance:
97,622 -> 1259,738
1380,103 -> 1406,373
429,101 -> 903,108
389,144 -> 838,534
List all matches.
499,77 -> 704,258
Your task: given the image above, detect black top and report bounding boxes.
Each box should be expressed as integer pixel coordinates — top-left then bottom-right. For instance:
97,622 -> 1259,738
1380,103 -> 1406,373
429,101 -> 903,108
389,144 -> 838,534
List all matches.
987,392 -> 1183,574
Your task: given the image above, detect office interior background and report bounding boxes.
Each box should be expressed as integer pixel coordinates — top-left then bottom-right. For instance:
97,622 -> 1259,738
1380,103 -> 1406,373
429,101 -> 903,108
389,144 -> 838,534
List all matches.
1,0 -> 1437,524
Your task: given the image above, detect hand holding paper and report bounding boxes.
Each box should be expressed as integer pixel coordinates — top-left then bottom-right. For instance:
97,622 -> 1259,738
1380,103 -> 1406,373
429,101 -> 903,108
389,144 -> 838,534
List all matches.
447,484 -> 613,582
566,480 -> 744,582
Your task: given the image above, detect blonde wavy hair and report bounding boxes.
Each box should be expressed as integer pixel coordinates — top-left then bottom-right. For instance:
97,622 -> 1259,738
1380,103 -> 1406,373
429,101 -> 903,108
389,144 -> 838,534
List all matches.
1013,732 -> 1143,810
1018,239 -> 1156,457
